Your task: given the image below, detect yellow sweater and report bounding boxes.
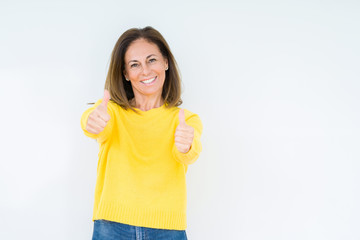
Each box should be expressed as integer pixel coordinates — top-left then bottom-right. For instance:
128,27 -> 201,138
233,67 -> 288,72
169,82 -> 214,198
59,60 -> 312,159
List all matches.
80,98 -> 203,230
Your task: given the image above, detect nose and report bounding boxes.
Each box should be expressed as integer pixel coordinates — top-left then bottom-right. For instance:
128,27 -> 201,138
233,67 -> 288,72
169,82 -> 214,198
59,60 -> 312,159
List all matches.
142,64 -> 151,76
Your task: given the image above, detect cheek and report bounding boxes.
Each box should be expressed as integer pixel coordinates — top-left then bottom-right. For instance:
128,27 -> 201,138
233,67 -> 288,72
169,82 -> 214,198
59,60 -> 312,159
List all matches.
158,68 -> 166,77
128,72 -> 139,81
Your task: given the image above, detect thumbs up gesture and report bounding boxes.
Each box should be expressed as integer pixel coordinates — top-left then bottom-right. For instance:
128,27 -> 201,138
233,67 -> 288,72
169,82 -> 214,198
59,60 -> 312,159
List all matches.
175,109 -> 195,153
86,90 -> 111,134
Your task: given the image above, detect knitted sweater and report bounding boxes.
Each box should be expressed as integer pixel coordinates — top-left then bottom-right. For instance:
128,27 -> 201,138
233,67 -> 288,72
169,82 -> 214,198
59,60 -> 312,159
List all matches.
80,98 -> 203,230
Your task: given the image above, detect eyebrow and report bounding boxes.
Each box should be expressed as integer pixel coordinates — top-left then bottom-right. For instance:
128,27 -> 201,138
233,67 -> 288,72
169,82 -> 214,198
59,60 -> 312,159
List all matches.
128,54 -> 157,64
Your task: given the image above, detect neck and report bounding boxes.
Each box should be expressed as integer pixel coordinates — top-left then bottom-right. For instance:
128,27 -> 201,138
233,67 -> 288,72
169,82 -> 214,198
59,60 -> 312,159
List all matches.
131,94 -> 164,111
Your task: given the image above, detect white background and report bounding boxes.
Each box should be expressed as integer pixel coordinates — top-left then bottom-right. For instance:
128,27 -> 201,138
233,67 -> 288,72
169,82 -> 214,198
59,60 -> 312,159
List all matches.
1,0 -> 359,239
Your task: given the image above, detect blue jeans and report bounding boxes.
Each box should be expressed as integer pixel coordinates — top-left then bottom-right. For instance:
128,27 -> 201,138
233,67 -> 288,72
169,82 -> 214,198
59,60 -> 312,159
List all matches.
92,219 -> 188,240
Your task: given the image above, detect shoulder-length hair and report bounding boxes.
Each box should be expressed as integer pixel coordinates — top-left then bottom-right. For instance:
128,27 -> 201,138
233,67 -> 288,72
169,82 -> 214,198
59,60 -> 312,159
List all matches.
99,26 -> 182,112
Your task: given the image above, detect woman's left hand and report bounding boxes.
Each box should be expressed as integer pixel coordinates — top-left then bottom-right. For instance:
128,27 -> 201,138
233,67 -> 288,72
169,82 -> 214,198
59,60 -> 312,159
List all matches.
175,109 -> 194,153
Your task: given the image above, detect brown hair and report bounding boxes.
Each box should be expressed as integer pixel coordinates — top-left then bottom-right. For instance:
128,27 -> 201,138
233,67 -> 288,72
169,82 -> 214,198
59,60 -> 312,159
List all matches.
89,26 -> 183,112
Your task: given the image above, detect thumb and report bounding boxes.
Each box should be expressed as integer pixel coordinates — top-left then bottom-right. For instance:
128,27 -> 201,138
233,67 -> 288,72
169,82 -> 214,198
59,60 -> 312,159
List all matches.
101,89 -> 110,107
97,89 -> 110,114
178,109 -> 186,126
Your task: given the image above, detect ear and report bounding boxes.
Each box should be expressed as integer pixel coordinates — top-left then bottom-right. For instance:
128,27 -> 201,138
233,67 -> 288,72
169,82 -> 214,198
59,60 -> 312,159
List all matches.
165,58 -> 169,70
123,70 -> 128,80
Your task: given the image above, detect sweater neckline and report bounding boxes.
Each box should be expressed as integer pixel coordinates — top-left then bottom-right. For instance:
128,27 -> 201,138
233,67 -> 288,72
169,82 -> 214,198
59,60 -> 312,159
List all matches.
132,103 -> 167,114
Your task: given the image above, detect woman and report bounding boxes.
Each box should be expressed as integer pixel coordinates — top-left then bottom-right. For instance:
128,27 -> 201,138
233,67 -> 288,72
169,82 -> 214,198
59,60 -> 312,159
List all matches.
80,26 -> 203,240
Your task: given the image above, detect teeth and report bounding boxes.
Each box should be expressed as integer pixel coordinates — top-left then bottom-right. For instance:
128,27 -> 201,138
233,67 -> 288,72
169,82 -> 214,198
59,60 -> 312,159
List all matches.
142,77 -> 156,84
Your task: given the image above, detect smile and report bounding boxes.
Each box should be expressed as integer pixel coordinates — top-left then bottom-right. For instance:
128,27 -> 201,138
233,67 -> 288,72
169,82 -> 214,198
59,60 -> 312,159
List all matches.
141,76 -> 157,85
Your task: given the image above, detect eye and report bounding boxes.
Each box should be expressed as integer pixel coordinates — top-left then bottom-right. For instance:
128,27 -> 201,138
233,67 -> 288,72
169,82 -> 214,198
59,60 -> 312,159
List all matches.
149,58 -> 157,63
130,63 -> 139,68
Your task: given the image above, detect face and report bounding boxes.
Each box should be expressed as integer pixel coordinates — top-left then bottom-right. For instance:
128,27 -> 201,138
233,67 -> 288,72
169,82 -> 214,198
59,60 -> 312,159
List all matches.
123,38 -> 168,100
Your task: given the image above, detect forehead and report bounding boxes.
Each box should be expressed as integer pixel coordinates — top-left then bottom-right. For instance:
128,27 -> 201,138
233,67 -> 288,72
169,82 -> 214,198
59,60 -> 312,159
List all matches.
125,38 -> 161,60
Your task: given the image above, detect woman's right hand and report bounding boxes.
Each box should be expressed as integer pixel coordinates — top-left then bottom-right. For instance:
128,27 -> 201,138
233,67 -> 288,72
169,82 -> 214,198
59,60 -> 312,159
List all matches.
86,90 -> 111,134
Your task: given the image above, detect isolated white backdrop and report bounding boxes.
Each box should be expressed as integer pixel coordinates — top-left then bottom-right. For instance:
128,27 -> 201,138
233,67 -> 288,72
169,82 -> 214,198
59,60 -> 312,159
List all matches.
0,0 -> 359,239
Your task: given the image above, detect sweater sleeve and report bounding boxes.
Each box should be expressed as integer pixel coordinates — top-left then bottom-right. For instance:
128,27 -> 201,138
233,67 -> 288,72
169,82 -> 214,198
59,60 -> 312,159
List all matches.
172,110 -> 203,165
80,99 -> 114,144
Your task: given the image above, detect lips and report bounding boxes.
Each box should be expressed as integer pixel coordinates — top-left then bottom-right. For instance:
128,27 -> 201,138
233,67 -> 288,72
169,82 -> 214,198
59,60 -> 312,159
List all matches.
141,76 -> 157,85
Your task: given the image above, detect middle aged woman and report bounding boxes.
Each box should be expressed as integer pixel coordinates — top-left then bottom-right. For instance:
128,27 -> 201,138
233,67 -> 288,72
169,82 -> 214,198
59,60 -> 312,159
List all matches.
80,26 -> 203,240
